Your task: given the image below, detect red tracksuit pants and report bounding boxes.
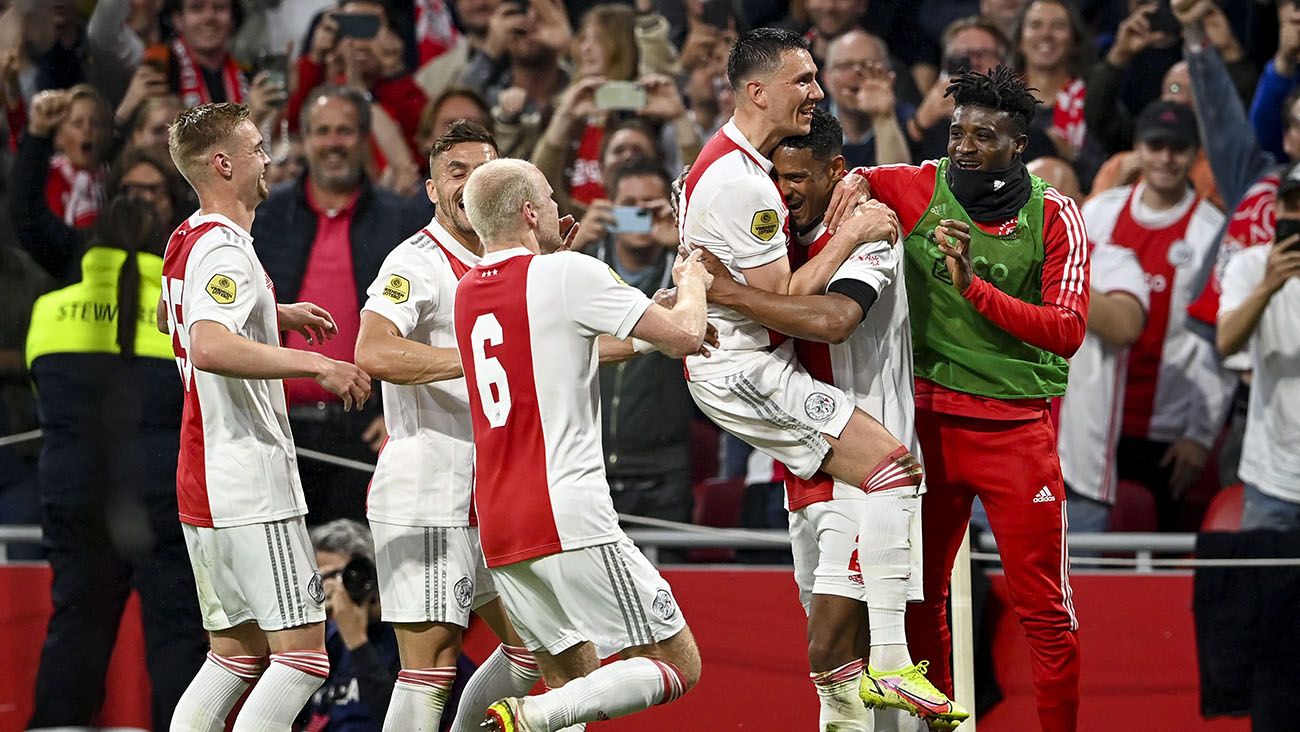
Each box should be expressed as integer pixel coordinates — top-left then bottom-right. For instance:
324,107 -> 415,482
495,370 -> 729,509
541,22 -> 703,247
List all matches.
905,407 -> 1080,732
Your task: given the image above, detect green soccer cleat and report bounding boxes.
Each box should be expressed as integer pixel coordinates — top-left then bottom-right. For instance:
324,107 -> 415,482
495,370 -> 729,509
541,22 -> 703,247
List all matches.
480,697 -> 532,732
860,660 -> 970,730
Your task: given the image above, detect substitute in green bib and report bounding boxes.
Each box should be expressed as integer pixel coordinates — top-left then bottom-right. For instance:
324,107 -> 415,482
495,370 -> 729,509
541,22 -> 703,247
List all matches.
843,67 -> 1091,732
25,195 -> 206,730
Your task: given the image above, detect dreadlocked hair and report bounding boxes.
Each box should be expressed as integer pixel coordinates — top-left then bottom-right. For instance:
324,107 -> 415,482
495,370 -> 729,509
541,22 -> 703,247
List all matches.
944,66 -> 1039,136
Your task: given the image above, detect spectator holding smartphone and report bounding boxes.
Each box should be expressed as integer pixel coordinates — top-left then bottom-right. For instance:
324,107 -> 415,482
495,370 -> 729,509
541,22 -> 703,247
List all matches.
1216,163 -> 1300,531
87,0 -> 285,133
288,1 -> 429,161
581,158 -> 697,536
534,4 -> 699,219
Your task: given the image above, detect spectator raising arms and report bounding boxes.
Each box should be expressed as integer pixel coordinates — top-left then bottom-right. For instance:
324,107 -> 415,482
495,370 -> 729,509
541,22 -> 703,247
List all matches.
11,87 -> 111,281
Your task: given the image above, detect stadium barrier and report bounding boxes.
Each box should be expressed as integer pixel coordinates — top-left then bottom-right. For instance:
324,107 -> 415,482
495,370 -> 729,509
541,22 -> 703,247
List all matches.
0,430 -> 1267,731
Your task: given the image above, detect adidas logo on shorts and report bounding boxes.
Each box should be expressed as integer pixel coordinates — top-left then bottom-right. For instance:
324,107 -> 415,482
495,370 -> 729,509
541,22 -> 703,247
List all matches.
1032,486 -> 1055,503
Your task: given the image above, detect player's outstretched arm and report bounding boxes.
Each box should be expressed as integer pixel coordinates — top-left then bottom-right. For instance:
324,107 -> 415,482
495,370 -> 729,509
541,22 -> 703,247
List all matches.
628,250 -> 711,358
189,320 -> 372,410
695,246 -> 866,344
354,311 -> 464,385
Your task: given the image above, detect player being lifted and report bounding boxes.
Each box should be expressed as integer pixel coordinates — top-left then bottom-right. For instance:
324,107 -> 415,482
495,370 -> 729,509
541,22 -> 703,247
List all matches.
834,67 -> 1090,732
695,108 -> 969,730
454,159 -> 712,732
161,103 -> 372,730
352,121 -> 546,731
678,28 -> 965,727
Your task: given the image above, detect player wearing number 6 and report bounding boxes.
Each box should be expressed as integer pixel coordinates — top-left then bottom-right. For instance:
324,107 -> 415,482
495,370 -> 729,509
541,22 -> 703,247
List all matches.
353,121 -> 547,731
454,159 -> 710,732
159,103 -> 372,730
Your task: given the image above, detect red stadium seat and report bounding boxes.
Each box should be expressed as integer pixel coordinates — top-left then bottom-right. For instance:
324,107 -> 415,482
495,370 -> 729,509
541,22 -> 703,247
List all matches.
1200,484 -> 1245,532
1106,480 -> 1158,532
689,419 -> 720,485
689,477 -> 746,562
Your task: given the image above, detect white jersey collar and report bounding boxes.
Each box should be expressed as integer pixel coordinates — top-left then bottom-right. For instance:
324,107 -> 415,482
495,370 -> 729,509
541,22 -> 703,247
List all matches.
1128,181 -> 1197,229
424,217 -> 482,267
189,210 -> 252,241
722,118 -> 774,173
478,246 -> 534,265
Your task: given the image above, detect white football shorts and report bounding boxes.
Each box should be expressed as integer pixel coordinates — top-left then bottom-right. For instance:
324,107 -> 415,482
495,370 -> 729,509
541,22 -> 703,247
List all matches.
491,537 -> 687,659
688,341 -> 853,479
183,517 -> 326,632
790,497 -> 867,612
370,521 -> 497,626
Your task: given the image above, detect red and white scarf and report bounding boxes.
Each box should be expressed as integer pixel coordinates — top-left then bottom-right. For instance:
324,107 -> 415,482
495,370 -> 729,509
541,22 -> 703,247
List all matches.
172,38 -> 247,108
414,0 -> 459,64
1051,77 -> 1088,153
47,154 -> 103,229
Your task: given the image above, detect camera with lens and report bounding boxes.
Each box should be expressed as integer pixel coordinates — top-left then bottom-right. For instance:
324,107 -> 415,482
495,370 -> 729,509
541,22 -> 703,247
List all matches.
341,556 -> 378,605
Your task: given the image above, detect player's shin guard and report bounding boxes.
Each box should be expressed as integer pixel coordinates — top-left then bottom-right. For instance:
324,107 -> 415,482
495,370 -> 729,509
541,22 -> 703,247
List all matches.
385,667 -> 456,732
170,651 -> 265,732
860,485 -> 919,670
810,659 -> 870,732
231,650 -> 329,732
450,644 -> 541,732
521,657 -> 688,729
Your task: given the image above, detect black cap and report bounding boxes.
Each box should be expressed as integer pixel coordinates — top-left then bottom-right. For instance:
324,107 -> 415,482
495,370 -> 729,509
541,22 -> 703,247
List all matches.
1136,100 -> 1198,149
1278,161 -> 1300,199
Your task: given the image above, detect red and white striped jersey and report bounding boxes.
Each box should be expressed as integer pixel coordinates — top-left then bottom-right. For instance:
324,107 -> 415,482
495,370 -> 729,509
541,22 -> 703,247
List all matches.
1056,243 -> 1150,504
679,119 -> 790,380
362,218 -> 479,527
1082,183 -> 1234,446
782,225 -> 918,511
161,211 -> 306,528
1187,172 -> 1278,329
454,248 -> 653,568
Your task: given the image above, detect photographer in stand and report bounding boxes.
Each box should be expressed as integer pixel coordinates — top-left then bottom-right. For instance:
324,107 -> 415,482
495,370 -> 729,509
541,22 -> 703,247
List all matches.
306,520 -> 403,731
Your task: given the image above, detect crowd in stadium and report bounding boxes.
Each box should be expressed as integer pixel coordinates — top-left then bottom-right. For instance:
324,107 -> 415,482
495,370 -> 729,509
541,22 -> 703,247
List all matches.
1,0 -> 1298,731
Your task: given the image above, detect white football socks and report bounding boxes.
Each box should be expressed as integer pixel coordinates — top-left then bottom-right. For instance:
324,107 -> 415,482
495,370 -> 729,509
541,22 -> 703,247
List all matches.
450,644 -> 542,731
384,667 -> 456,732
521,657 -> 686,730
170,651 -> 264,732
860,486 -> 917,670
810,659 -> 871,732
231,650 -> 329,731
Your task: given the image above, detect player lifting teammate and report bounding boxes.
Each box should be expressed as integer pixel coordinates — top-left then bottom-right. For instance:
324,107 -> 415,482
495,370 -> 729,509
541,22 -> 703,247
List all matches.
454,159 -> 712,732
352,121 -> 546,731
161,103 -> 371,730
678,28 -> 963,727
696,108 -> 969,730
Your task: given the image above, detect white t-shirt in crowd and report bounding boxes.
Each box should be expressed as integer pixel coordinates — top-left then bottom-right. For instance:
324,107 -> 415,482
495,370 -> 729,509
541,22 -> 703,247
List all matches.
1219,245 -> 1300,504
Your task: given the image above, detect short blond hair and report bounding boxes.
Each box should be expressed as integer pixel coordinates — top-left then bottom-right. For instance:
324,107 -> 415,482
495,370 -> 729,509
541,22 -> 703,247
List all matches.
168,103 -> 250,185
463,159 -> 545,244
